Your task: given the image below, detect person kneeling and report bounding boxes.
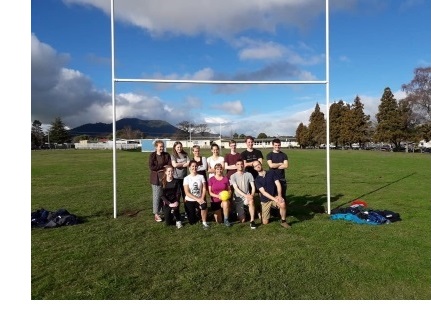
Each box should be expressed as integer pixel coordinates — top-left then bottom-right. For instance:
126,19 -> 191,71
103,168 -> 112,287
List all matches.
161,166 -> 183,229
253,161 -> 290,228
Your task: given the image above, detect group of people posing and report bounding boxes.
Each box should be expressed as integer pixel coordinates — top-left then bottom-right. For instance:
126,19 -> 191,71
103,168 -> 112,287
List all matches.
148,136 -> 290,230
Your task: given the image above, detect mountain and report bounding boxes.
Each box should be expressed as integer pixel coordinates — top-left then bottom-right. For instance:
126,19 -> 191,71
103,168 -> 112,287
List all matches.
69,118 -> 183,137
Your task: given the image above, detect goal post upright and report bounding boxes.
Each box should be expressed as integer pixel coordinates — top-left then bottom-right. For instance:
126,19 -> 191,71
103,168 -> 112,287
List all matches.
110,0 -> 331,218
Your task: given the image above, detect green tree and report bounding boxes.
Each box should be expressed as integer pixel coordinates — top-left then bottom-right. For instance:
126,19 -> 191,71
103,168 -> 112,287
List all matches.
48,117 -> 71,144
374,87 -> 411,150
329,100 -> 345,147
257,132 -> 267,139
417,123 -> 431,142
338,103 -> 355,148
31,120 -> 44,148
308,103 -> 326,147
350,96 -> 371,147
295,122 -> 310,149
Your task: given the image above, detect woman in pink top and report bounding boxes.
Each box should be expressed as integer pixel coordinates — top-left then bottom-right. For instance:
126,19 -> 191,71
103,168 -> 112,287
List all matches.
208,163 -> 232,227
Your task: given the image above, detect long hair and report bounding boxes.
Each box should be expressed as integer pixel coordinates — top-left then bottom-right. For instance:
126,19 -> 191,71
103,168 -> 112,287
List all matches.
161,165 -> 174,188
172,141 -> 187,160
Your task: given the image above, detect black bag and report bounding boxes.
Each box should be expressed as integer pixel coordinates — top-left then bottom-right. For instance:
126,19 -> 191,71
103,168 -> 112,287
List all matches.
374,210 -> 401,222
31,209 -> 51,227
32,208 -> 79,228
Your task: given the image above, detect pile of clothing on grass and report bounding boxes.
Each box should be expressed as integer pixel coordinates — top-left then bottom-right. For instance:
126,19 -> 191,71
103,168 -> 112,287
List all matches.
330,200 -> 401,225
31,208 -> 80,228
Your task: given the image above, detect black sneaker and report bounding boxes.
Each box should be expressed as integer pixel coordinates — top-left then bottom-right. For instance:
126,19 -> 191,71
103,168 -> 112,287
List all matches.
250,221 -> 257,229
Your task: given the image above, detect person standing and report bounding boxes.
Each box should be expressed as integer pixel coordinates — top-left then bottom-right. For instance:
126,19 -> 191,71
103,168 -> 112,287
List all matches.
266,138 -> 288,199
160,166 -> 183,229
148,140 -> 171,222
253,161 -> 290,228
207,143 -> 225,180
208,163 -> 232,227
192,145 -> 208,184
171,141 -> 190,209
224,140 -> 242,180
183,160 -> 209,228
241,136 -> 263,180
241,136 -> 263,219
224,139 -> 242,221
230,159 -> 257,229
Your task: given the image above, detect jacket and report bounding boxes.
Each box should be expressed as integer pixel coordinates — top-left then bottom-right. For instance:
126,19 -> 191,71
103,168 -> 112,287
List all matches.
148,151 -> 172,185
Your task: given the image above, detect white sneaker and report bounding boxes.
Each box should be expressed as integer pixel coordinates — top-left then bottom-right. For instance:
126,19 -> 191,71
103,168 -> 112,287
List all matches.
176,221 -> 183,229
202,222 -> 210,229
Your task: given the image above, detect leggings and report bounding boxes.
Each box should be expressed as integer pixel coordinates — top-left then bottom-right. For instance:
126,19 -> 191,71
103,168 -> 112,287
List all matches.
163,204 -> 181,226
151,184 -> 162,215
174,178 -> 186,212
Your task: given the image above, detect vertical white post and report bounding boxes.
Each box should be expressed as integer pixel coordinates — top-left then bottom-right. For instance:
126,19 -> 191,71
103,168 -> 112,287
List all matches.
111,0 -> 117,218
189,125 -> 192,153
219,123 -> 222,155
325,0 -> 331,214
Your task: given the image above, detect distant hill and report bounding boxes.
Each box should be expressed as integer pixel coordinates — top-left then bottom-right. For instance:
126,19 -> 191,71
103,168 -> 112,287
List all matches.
69,118 -> 183,137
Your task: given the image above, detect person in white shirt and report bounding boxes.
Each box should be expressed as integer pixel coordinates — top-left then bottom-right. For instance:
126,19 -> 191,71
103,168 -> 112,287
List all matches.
207,143 -> 225,180
183,160 -> 209,229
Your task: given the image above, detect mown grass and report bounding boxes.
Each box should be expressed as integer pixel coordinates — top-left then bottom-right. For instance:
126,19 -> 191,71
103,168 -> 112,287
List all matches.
31,149 -> 431,300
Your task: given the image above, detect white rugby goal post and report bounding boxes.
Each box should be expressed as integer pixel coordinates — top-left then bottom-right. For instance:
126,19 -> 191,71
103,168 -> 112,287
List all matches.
109,0 -> 332,218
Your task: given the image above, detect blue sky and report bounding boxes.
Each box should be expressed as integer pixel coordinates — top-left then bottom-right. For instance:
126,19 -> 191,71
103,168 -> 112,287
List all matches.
31,0 -> 430,136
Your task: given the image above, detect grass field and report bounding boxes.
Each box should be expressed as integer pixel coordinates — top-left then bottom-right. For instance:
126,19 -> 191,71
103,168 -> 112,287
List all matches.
31,148 -> 431,300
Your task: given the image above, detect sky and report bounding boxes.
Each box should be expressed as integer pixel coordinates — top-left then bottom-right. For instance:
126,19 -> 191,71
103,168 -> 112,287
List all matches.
30,0 -> 430,137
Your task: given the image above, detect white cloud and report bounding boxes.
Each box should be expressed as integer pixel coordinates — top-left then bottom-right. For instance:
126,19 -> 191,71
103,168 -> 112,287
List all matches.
211,100 -> 244,115
64,0 -> 331,38
31,34 -> 201,128
31,34 -> 112,127
339,55 -> 350,62
238,41 -> 285,60
32,1 -> 367,136
222,106 -> 315,137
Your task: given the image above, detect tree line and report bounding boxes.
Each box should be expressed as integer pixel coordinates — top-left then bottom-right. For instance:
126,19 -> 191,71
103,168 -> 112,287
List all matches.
295,67 -> 431,150
32,67 -> 430,150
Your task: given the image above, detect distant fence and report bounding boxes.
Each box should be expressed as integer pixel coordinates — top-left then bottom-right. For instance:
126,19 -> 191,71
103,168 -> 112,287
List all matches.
74,143 -> 141,150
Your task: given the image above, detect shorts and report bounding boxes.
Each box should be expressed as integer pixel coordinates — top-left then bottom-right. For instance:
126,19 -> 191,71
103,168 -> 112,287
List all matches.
261,200 -> 279,221
210,201 -> 222,211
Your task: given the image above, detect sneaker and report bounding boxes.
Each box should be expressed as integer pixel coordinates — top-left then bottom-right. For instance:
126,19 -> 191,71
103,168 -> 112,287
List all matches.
224,220 -> 231,227
250,221 -> 257,229
280,221 -> 291,229
154,214 -> 162,222
202,222 -> 210,229
176,221 -> 183,229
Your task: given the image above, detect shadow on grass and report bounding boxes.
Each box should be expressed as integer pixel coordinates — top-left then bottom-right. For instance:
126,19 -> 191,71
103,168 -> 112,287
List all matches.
285,193 -> 343,224
78,210 -> 116,222
120,209 -> 145,217
82,170 -> 412,224
332,172 -> 417,211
